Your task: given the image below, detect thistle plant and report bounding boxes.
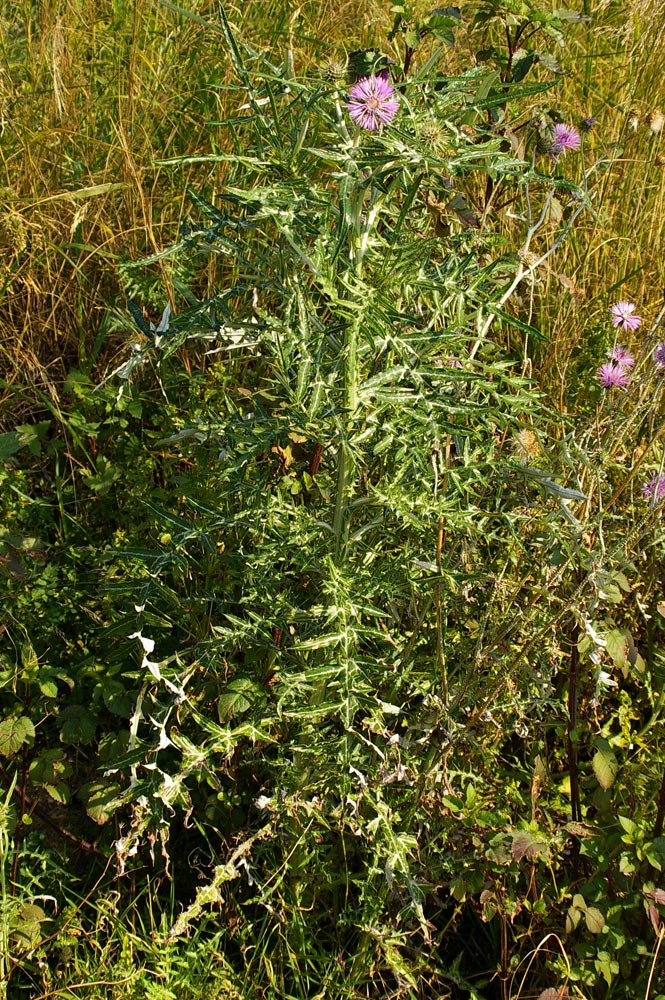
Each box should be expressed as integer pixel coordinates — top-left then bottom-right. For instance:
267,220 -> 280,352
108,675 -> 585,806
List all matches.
95,6 -> 664,997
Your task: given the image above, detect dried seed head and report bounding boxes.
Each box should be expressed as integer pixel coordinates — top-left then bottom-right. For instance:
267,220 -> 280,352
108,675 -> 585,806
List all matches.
513,428 -> 540,460
645,110 -> 664,133
518,248 -> 540,269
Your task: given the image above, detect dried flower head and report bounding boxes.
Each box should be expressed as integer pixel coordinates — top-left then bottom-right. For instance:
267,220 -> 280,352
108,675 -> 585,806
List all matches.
513,428 -> 540,460
518,248 -> 540,269
642,472 -> 665,505
610,301 -> 642,331
628,108 -> 641,131
644,110 -> 664,134
597,362 -> 630,390
347,74 -> 399,131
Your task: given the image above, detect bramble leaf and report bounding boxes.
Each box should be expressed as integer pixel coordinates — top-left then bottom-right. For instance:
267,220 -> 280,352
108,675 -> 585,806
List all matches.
0,717 -> 35,757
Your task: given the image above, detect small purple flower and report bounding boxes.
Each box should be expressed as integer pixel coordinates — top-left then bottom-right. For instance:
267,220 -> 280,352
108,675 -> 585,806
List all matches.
608,344 -> 635,369
610,301 -> 642,331
551,123 -> 582,158
579,117 -> 596,133
654,342 -> 665,371
597,362 -> 630,390
642,472 -> 665,504
347,75 -> 400,131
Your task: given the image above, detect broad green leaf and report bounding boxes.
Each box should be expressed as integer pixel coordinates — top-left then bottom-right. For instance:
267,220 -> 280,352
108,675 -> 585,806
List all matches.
38,671 -> 58,699
0,431 -> 24,461
30,749 -> 73,791
618,815 -> 636,835
102,680 -> 134,717
44,782 -> 71,805
0,717 -> 35,757
605,629 -> 628,670
511,829 -> 550,862
11,904 -> 46,952
217,678 -> 261,722
58,705 -> 97,745
593,740 -> 618,790
79,780 -> 123,824
585,906 -> 605,934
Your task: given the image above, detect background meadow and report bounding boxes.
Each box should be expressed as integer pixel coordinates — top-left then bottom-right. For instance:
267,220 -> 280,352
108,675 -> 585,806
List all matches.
2,1 -> 665,999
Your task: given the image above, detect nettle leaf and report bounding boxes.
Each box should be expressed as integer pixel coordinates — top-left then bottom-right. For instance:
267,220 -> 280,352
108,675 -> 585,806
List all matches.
537,52 -> 560,73
217,677 -> 262,722
0,716 -> 35,757
592,739 -> 618,791
0,430 -> 25,461
44,782 -> 71,805
512,49 -> 538,82
29,749 -> 73,803
101,680 -> 135,717
511,829 -> 550,862
58,705 -> 97,745
11,903 -> 47,952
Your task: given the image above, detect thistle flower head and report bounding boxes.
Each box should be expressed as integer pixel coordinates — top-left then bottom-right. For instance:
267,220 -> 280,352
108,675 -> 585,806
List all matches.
347,75 -> 399,131
654,342 -> 665,370
597,362 -> 630,390
642,472 -> 665,504
551,123 -> 581,158
608,344 -> 635,369
610,301 -> 642,331
579,116 -> 596,133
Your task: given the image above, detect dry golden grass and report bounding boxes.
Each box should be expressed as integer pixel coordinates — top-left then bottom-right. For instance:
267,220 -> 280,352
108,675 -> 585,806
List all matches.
0,0 -> 663,417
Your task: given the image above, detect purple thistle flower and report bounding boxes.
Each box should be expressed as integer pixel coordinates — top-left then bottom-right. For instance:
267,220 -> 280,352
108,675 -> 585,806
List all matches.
642,472 -> 665,504
579,116 -> 596,133
597,362 -> 630,390
347,75 -> 400,131
608,344 -> 635,369
551,123 -> 581,158
610,301 -> 642,331
654,342 -> 665,371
